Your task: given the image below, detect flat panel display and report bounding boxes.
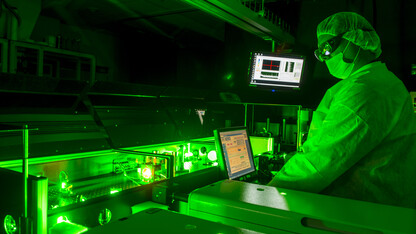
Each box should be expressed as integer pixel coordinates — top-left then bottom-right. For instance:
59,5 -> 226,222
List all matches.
214,127 -> 255,180
249,52 -> 305,89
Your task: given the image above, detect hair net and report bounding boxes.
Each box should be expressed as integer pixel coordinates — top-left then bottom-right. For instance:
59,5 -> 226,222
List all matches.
317,12 -> 382,58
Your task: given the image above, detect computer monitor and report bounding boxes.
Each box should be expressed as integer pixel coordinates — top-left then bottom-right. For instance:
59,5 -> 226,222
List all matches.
213,127 -> 255,180
248,52 -> 305,89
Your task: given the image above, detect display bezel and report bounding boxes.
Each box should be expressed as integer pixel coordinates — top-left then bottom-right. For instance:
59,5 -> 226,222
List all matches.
248,52 -> 305,91
213,126 -> 255,180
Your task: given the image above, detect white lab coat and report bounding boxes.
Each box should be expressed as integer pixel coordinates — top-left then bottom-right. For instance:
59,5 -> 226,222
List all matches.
269,62 -> 416,208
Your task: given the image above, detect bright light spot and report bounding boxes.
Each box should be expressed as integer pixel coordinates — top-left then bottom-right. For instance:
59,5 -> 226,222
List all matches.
110,188 -> 121,194
184,152 -> 193,158
187,143 -> 191,153
61,182 -> 66,189
280,192 -> 287,196
142,167 -> 152,179
272,89 -> 276,92
207,150 -> 217,161
212,162 -> 218,166
137,168 -> 141,174
184,161 -> 192,170
57,216 -> 69,224
225,73 -> 232,80
76,227 -> 88,234
56,216 -> 88,233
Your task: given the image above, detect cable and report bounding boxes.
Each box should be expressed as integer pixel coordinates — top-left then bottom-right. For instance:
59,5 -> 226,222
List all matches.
2,0 -> 21,27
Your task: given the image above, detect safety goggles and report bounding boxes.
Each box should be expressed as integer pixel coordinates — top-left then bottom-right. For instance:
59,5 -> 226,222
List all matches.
314,35 -> 344,62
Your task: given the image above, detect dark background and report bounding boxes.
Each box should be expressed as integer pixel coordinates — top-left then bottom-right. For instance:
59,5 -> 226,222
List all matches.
27,0 -> 414,108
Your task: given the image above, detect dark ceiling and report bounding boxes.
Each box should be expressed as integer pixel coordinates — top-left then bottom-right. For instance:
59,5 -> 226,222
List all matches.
42,0 -> 227,41
40,0 -> 301,43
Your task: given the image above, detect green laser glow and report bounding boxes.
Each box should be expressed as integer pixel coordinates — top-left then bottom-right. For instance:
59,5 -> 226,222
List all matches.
142,167 -> 152,179
57,216 -> 68,224
110,188 -> 121,194
184,161 -> 192,170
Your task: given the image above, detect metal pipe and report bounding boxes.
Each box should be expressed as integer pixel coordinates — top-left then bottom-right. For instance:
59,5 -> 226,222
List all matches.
282,118 -> 286,143
244,103 -> 248,127
23,125 -> 28,218
266,118 -> 270,132
22,125 -> 29,234
297,107 -> 302,152
251,105 -> 255,134
10,13 -> 18,41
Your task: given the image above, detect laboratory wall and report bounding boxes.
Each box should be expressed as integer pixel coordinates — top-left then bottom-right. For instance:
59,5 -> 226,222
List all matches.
19,0 -> 416,108
30,15 -> 127,83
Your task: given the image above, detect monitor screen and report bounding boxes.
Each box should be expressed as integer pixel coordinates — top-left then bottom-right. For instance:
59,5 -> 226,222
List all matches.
214,127 -> 255,179
248,52 -> 305,89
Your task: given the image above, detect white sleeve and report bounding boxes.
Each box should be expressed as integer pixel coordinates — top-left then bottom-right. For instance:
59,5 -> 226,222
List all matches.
268,103 -> 379,193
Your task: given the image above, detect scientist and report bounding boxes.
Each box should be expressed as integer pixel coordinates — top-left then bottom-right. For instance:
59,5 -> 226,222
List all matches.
268,12 -> 416,208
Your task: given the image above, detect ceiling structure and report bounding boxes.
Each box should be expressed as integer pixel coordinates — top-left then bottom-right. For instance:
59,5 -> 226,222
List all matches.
41,0 -> 298,43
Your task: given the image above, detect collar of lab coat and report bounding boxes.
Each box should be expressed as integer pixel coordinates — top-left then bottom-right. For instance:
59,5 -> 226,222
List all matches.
349,61 -> 383,78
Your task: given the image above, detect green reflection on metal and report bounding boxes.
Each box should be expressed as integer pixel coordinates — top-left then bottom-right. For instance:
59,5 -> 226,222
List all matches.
88,92 -> 157,99
4,215 -> 17,234
57,216 -> 69,224
110,188 -> 121,194
54,216 -> 88,233
98,208 -> 112,226
77,227 -> 88,234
